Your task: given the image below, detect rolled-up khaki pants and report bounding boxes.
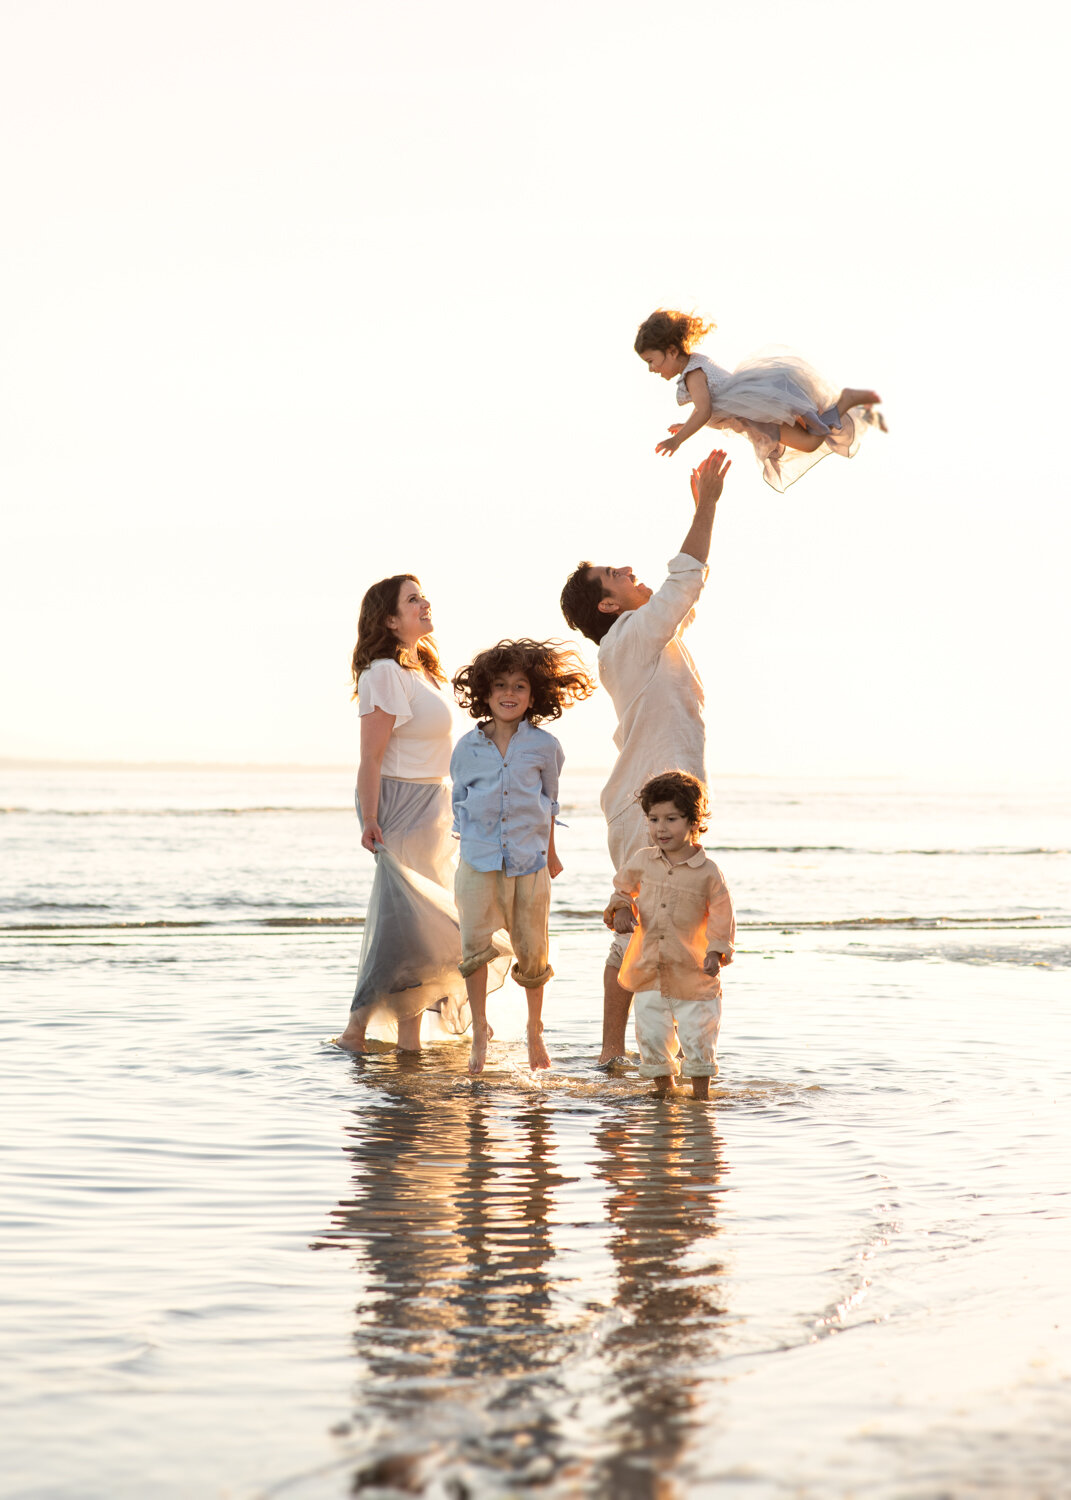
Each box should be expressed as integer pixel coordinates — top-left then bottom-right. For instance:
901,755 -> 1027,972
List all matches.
605,801 -> 650,970
455,860 -> 553,989
633,990 -> 722,1078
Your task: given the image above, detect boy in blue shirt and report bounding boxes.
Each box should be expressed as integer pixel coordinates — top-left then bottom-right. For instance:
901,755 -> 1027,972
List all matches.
451,639 -> 595,1074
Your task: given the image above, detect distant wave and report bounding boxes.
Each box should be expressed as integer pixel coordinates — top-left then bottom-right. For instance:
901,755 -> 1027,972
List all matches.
3,807 -> 1066,857
0,805 -> 344,818
4,914 -> 1068,936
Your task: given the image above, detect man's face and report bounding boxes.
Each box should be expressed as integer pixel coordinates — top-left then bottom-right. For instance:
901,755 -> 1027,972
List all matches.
587,565 -> 652,618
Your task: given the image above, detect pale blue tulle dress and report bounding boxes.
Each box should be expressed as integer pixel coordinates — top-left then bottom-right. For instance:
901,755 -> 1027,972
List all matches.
678,350 -> 883,492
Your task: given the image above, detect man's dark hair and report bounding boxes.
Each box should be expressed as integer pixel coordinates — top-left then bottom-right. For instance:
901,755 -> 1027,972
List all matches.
560,561 -> 615,645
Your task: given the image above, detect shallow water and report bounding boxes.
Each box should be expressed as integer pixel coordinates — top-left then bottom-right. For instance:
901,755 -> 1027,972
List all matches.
2,771 -> 1070,1498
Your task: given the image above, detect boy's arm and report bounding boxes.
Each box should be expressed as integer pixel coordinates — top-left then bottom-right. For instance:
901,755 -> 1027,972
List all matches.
655,369 -> 713,456
547,818 -> 562,879
542,737 -> 565,877
603,862 -> 640,932
703,867 -> 736,973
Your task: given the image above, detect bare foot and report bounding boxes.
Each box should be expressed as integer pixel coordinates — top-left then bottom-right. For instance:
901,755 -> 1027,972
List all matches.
651,1077 -> 678,1099
527,1024 -> 551,1071
334,1018 -> 368,1054
468,1022 -> 490,1076
838,387 -> 881,412
691,1076 -> 711,1101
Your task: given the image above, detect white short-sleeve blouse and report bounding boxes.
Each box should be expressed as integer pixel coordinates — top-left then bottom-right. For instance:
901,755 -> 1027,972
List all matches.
357,657 -> 454,779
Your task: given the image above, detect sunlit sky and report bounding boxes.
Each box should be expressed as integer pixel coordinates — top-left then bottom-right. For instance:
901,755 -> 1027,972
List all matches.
3,1 -> 1067,778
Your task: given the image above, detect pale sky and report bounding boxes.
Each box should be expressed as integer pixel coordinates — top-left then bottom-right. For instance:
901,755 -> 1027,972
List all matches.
3,0 -> 1068,777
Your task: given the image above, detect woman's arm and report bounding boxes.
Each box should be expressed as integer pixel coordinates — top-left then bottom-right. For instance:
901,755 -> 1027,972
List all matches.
655,369 -> 713,456
356,707 -> 396,853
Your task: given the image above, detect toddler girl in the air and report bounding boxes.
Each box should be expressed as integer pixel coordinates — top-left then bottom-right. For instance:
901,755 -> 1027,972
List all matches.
603,770 -> 734,1100
451,638 -> 595,1076
635,307 -> 885,492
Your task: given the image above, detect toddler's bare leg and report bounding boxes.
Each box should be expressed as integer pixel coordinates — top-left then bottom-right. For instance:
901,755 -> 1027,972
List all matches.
525,987 -> 550,1070
778,422 -> 824,453
466,965 -> 490,1075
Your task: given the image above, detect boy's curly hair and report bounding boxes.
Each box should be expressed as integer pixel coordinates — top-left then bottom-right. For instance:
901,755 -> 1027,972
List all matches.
634,308 -> 716,357
452,639 -> 596,724
639,770 -> 710,837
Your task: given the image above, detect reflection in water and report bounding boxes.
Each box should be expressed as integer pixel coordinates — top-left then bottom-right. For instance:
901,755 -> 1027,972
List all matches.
313,1061 -> 727,1496
590,1104 -> 727,1498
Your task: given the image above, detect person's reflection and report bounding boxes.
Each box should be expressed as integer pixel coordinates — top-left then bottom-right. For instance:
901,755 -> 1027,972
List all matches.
590,1100 -> 728,1498
311,1061 -> 570,1490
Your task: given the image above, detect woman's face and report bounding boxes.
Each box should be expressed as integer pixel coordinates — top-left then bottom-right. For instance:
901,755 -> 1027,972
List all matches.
387,578 -> 433,646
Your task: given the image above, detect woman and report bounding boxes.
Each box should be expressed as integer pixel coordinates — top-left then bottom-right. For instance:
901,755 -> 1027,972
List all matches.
336,574 -> 471,1053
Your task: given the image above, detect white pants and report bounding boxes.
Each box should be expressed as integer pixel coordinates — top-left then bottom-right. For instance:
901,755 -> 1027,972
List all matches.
605,801 -> 650,970
633,990 -> 721,1078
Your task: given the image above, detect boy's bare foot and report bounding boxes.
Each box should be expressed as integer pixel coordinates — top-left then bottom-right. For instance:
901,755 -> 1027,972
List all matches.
468,1023 -> 492,1076
527,1024 -> 551,1071
691,1076 -> 711,1101
651,1076 -> 678,1099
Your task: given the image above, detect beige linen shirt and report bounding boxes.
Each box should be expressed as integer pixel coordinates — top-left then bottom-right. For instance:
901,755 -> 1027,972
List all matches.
598,554 -> 707,834
611,845 -> 735,1001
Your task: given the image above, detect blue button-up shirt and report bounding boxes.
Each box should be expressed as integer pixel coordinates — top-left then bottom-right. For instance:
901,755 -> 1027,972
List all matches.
450,720 -> 564,877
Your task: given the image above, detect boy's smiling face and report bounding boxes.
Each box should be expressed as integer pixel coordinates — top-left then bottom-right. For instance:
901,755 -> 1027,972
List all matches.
487,671 -> 532,727
645,799 -> 695,858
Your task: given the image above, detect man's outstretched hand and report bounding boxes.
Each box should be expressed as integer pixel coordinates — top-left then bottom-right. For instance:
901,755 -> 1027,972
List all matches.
690,448 -> 731,508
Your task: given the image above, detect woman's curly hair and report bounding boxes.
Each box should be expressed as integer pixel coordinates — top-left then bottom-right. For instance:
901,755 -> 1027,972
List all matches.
634,308 -> 716,356
639,770 -> 710,837
453,639 -> 596,724
350,574 -> 445,697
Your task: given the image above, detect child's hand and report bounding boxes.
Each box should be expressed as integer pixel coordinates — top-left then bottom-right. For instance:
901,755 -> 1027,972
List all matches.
656,429 -> 682,458
548,852 -> 563,879
602,901 -> 636,933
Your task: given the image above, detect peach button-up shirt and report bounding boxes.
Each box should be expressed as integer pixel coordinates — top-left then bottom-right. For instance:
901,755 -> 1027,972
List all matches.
610,845 -> 735,1001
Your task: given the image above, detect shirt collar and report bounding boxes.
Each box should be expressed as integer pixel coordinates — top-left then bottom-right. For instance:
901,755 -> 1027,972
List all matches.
649,844 -> 706,868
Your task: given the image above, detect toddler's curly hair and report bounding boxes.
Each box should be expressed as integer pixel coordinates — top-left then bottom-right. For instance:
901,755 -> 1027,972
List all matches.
634,308 -> 716,356
453,639 -> 596,724
639,770 -> 710,837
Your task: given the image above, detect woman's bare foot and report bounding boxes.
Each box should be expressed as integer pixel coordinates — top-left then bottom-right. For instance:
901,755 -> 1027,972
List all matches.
334,1017 -> 368,1053
527,1024 -> 551,1071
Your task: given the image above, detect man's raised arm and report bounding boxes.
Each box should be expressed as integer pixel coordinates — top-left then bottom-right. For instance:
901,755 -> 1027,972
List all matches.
680,449 -> 731,564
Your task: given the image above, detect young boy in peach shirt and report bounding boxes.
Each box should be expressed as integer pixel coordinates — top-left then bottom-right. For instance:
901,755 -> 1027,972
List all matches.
603,771 -> 735,1100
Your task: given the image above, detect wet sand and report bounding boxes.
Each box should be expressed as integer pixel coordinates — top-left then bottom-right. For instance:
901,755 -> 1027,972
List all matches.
3,921 -> 1069,1498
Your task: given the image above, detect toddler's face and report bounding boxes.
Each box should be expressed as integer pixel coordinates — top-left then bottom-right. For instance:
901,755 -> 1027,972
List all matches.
637,346 -> 687,381
487,671 -> 532,726
645,800 -> 695,857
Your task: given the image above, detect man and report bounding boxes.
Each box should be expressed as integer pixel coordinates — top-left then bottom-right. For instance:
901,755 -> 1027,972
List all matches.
560,448 -> 730,1066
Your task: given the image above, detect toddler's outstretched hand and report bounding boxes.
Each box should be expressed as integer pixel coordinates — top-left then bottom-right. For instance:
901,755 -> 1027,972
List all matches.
655,424 -> 684,457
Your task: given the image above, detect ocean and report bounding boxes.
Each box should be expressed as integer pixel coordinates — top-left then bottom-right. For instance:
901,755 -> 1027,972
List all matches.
2,766 -> 1069,1498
